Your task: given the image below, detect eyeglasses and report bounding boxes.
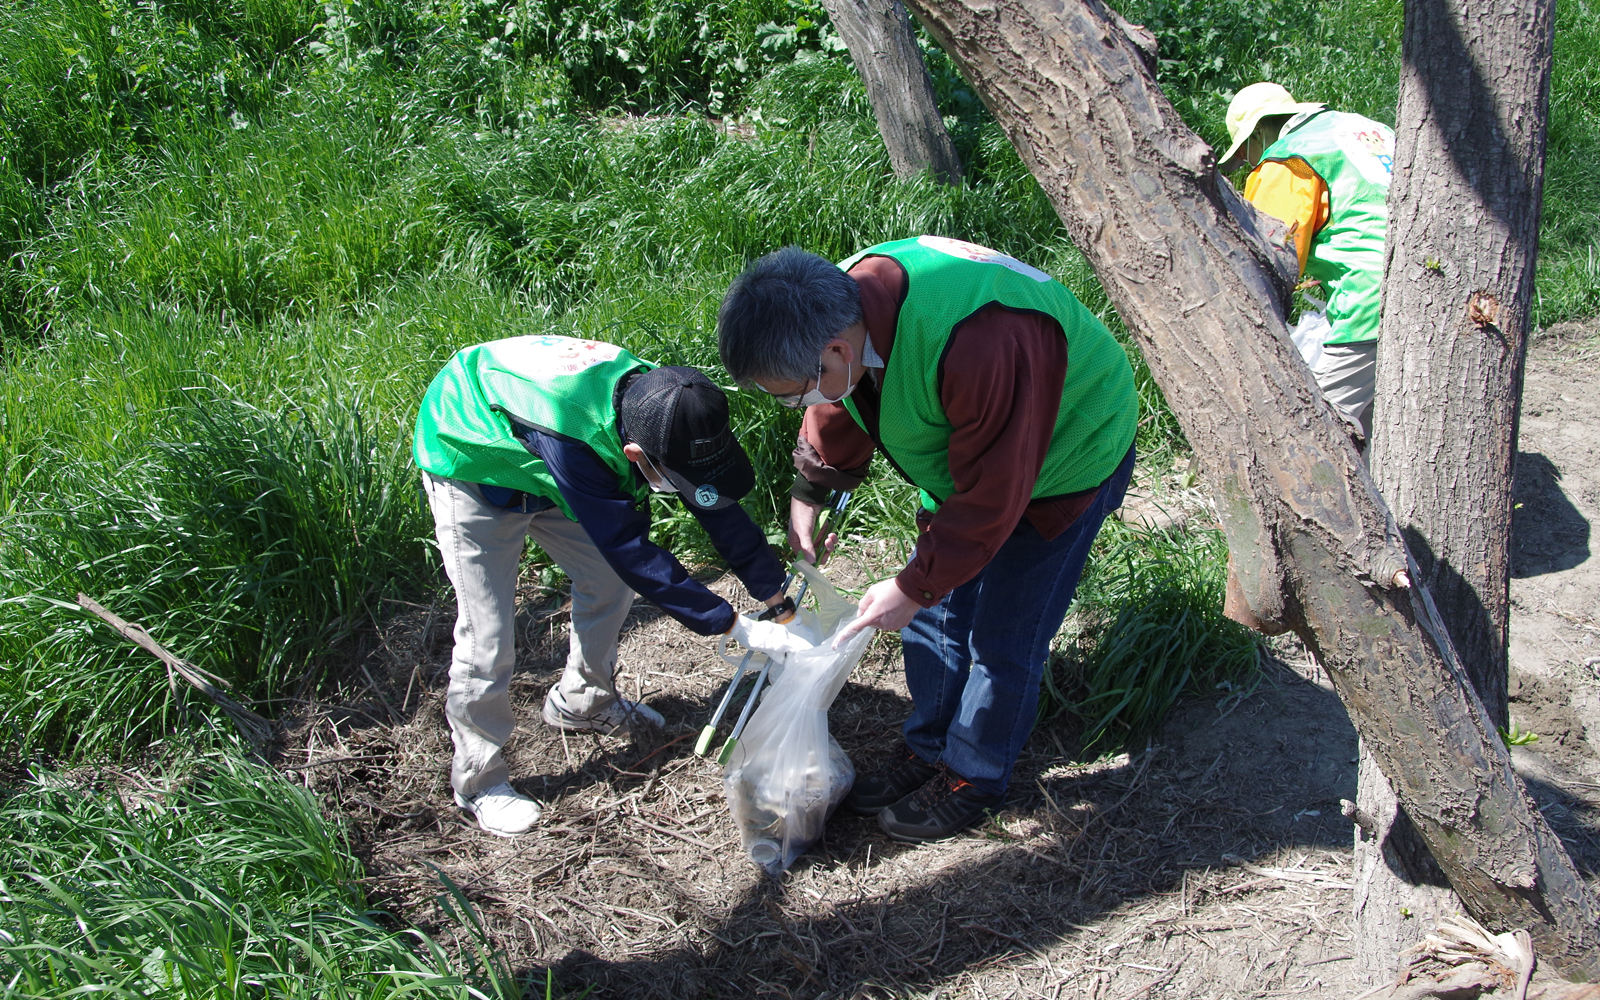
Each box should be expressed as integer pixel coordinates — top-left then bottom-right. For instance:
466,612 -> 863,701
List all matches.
759,355 -> 825,410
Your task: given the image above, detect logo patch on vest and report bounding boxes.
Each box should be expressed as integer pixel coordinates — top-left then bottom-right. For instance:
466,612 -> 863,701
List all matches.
694,484 -> 720,507
917,235 -> 1052,282
489,335 -> 623,377
1337,124 -> 1394,186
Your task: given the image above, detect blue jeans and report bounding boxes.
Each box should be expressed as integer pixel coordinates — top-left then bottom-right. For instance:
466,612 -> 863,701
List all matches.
901,447 -> 1135,798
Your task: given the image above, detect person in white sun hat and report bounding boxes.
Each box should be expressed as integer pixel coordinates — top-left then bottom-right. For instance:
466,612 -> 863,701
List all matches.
412,336 -> 799,837
1219,83 -> 1395,635
1220,81 -> 1394,443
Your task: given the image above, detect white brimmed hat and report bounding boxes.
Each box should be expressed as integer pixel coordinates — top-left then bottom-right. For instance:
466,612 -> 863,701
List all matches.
1220,82 -> 1326,168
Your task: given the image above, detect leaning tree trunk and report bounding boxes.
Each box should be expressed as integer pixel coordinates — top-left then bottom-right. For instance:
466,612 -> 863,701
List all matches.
903,0 -> 1600,978
819,0 -> 963,183
1356,0 -> 1556,976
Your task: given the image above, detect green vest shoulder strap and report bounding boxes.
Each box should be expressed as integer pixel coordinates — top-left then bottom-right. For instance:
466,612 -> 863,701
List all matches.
838,236 -> 1138,508
1262,110 -> 1393,345
412,336 -> 653,519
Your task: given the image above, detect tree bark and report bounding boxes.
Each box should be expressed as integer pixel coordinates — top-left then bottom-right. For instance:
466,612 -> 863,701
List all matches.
819,0 -> 963,184
1357,0 -> 1556,976
1372,0 -> 1552,728
901,0 -> 1600,977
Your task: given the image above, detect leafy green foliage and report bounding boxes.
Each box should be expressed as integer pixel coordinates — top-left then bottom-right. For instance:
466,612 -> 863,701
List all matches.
0,0 -> 320,189
1500,722 -> 1541,747
0,741 -> 524,998
1111,0 -> 1399,149
490,0 -> 839,112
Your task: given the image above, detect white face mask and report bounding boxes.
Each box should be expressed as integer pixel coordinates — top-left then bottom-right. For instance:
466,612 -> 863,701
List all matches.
637,452 -> 677,493
780,355 -> 856,409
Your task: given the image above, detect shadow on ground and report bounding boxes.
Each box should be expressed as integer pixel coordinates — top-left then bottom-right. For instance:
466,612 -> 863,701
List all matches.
1514,450 -> 1591,578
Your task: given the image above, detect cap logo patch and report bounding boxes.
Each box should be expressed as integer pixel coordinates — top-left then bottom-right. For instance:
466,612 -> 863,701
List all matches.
695,484 -> 720,506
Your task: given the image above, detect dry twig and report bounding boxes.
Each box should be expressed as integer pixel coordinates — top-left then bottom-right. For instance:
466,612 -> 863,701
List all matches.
77,593 -> 271,748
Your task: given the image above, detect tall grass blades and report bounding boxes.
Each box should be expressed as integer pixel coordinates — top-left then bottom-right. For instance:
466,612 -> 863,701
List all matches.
0,742 -> 522,998
0,0 -> 322,336
0,391 -> 429,758
1040,524 -> 1260,757
22,59 -> 1065,332
1538,0 -> 1600,324
0,0 -> 319,189
0,302 -> 457,758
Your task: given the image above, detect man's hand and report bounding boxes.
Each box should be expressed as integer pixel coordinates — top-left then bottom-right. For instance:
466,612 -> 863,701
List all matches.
788,496 -> 838,565
834,578 -> 921,648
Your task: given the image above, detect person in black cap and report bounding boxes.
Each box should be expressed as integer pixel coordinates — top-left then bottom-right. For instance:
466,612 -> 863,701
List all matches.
413,335 -> 800,837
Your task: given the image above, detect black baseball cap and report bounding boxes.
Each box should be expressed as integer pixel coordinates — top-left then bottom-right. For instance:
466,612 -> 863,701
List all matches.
619,366 -> 755,511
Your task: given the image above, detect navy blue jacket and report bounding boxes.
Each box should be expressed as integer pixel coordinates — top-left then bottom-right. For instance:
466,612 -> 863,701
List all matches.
473,426 -> 783,635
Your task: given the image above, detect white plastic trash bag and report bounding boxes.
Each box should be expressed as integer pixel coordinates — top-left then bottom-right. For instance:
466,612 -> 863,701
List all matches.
1289,297 -> 1330,372
721,561 -> 873,875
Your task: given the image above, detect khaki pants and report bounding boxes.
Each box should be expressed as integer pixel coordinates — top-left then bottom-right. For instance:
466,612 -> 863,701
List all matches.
1312,340 -> 1378,441
422,473 -> 635,800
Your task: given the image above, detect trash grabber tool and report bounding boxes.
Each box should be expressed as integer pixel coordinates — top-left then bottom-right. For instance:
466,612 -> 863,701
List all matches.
695,649 -> 754,756
715,490 -> 853,764
696,594 -> 797,758
716,651 -> 776,765
792,489 -> 851,608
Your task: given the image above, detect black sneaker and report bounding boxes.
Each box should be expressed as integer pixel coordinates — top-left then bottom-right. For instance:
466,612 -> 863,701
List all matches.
843,746 -> 939,816
877,764 -> 1003,842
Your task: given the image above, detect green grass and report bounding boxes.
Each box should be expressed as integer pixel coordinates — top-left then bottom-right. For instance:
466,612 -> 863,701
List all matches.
1539,0 -> 1600,322
1039,522 -> 1260,756
0,738 -> 525,999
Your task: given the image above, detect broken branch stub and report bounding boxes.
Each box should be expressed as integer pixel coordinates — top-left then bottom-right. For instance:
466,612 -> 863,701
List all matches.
902,0 -> 1600,975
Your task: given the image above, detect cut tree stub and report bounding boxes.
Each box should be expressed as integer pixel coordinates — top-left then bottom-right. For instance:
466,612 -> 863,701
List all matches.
903,0 -> 1600,975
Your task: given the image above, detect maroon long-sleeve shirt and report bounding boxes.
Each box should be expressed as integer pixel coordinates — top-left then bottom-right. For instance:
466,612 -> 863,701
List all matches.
793,255 -> 1105,606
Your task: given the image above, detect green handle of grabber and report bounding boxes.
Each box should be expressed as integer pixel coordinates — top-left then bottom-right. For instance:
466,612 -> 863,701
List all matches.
696,649 -> 755,757
694,724 -> 718,757
717,654 -> 775,765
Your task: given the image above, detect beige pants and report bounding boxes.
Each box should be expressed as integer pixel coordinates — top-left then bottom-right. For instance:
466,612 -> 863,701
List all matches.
423,473 -> 635,800
1312,340 -> 1378,441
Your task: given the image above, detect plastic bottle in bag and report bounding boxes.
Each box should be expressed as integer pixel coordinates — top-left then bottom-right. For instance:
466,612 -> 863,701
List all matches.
720,561 -> 874,875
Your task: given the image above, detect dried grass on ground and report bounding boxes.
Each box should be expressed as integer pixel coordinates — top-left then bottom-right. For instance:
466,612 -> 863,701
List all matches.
277,544 -> 1369,999
275,333 -> 1600,1000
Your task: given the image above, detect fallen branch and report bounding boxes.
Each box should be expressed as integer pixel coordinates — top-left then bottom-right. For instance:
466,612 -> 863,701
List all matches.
77,593 -> 271,749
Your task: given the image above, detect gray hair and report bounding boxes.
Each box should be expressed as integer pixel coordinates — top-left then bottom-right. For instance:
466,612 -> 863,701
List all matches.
717,246 -> 863,385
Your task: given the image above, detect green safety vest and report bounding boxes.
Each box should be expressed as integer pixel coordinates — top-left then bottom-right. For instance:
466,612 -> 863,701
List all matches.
412,335 -> 653,520
837,237 -> 1138,510
1260,110 -> 1393,345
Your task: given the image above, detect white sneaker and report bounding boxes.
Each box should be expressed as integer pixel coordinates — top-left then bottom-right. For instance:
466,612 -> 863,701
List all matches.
542,692 -> 665,735
455,782 -> 542,837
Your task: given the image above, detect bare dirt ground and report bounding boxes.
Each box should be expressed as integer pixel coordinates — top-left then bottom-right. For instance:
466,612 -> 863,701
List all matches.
279,325 -> 1600,999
